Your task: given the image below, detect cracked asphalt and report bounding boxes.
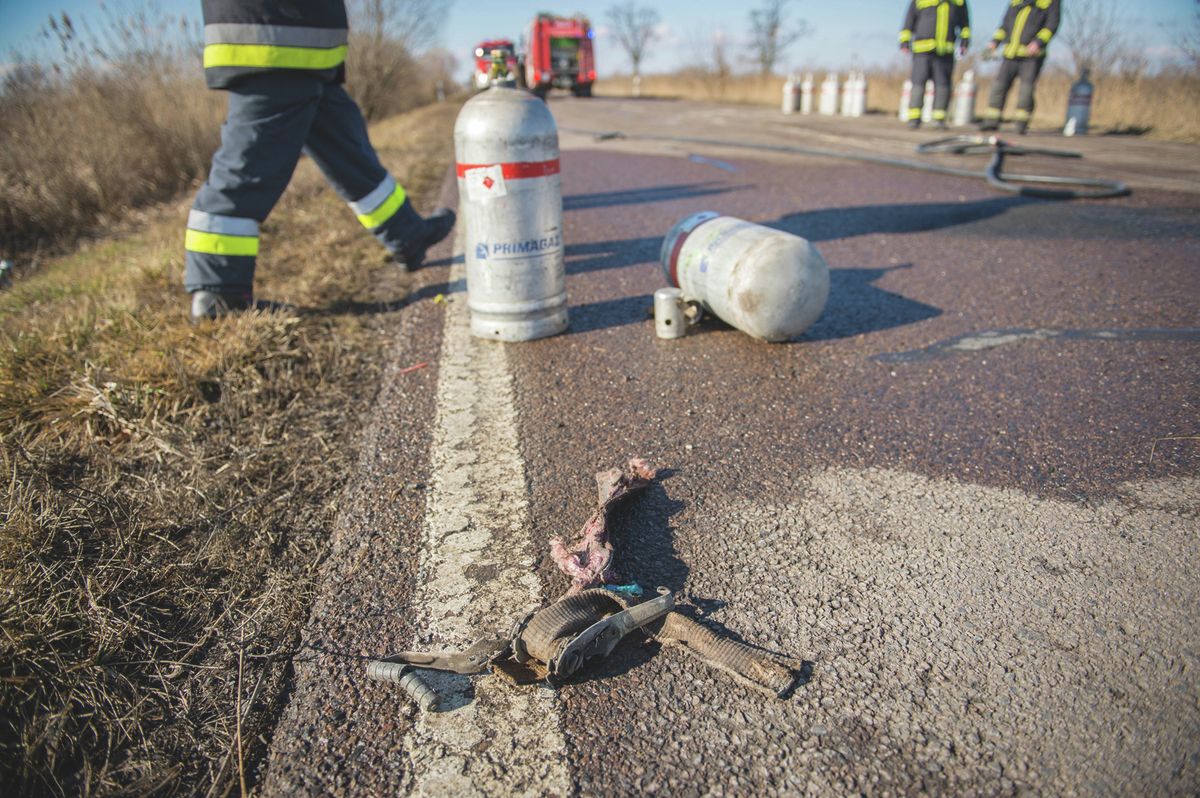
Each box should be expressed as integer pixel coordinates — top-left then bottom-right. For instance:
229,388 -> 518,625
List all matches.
262,96 -> 1199,796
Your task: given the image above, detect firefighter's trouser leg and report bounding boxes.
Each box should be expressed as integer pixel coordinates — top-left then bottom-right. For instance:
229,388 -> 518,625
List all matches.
908,55 -> 932,121
185,74 -> 417,293
930,55 -> 954,122
1013,57 -> 1044,124
983,58 -> 1020,123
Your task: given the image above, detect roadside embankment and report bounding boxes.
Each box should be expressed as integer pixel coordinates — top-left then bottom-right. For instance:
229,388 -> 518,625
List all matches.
0,100 -> 458,796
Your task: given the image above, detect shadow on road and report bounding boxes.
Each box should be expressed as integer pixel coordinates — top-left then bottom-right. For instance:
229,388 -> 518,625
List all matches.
564,181 -> 747,212
804,264 -> 941,341
563,264 -> 941,341
568,294 -> 652,334
565,236 -> 661,275
771,195 -> 1039,242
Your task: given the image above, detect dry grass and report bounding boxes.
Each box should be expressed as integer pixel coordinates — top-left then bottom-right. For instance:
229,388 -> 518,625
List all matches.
0,99 -> 459,796
597,67 -> 1200,143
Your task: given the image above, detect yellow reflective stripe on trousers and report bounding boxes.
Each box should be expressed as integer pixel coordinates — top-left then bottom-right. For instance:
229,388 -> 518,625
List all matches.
356,183 -> 407,229
1005,7 -> 1031,59
185,229 -> 259,257
203,43 -> 347,70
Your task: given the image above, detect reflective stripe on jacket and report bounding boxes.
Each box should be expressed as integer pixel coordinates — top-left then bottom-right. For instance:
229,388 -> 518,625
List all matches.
992,0 -> 1060,59
201,0 -> 349,89
900,0 -> 971,56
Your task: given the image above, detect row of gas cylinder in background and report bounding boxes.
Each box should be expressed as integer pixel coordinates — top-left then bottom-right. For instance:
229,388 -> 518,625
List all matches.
453,73 -> 830,344
783,70 -> 1095,136
781,73 -> 869,118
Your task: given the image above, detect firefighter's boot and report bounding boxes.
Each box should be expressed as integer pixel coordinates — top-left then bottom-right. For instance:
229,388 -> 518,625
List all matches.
190,289 -> 254,322
978,118 -> 1000,132
388,204 -> 457,271
1014,120 -> 1029,135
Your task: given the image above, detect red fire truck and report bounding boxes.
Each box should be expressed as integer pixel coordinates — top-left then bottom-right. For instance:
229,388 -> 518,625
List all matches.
471,39 -> 518,91
522,14 -> 596,98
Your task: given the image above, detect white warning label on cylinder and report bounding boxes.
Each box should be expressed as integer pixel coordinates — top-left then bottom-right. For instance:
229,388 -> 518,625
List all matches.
464,165 -> 508,202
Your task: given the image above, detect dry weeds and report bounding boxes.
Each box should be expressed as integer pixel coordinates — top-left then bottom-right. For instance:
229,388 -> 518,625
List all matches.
597,68 -> 1200,143
0,99 -> 459,796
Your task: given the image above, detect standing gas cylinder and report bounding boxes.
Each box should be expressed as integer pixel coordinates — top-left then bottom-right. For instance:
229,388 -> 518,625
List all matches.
840,73 -> 854,116
818,73 -> 839,116
952,69 -> 976,127
899,79 -> 913,121
800,73 -> 814,114
660,212 -> 830,342
454,64 -> 568,341
853,72 -> 869,117
1063,69 -> 1093,136
781,75 -> 799,114
921,80 -> 934,122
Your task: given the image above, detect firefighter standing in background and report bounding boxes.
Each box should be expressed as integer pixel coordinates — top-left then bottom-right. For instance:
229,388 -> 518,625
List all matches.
899,0 -> 971,130
186,0 -> 455,320
979,0 -> 1062,134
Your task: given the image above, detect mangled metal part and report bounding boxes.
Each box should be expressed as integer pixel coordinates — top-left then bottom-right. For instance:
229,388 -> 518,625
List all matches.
549,460 -> 803,698
375,587 -> 675,693
376,635 -> 512,674
645,612 -> 800,698
549,458 -> 656,593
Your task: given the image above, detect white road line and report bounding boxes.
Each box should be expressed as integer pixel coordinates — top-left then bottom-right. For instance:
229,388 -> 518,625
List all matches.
401,239 -> 570,796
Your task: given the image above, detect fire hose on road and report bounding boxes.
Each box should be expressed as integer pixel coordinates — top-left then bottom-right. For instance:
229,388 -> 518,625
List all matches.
572,128 -> 1131,200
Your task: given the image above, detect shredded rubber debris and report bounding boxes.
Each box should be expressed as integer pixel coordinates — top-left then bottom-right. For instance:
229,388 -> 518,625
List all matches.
549,457 -> 656,594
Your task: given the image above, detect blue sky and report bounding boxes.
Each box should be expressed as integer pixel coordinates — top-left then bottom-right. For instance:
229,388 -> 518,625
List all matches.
2,0 -> 1195,75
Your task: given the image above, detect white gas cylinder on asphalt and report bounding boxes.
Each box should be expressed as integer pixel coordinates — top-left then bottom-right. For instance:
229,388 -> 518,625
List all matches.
819,73 -> 839,116
659,212 -> 830,342
952,69 -> 976,127
800,73 -> 814,114
853,72 -> 869,117
781,75 -> 799,114
899,79 -> 913,121
921,80 -> 934,122
1063,69 -> 1093,136
454,76 -> 568,341
840,74 -> 854,116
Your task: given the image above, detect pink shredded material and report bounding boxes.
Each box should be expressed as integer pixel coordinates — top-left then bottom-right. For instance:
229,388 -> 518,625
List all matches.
550,458 -> 657,594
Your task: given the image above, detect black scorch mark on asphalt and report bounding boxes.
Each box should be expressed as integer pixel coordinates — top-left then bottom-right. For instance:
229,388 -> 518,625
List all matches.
873,327 -> 1200,363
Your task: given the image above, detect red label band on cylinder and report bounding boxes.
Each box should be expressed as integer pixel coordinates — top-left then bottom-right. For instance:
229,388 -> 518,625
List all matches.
455,159 -> 561,179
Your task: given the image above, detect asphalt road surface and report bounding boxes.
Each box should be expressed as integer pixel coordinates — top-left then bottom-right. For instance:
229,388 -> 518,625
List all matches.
262,97 -> 1199,796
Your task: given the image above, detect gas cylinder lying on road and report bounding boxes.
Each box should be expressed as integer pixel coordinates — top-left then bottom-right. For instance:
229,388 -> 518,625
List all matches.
453,63 -> 568,342
660,212 -> 830,342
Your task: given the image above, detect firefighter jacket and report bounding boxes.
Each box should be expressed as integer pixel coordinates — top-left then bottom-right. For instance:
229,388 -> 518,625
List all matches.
992,0 -> 1060,59
900,0 -> 971,57
201,0 -> 349,89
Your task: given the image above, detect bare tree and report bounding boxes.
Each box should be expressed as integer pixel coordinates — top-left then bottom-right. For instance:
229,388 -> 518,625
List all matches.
746,0 -> 809,77
346,0 -> 446,120
1179,0 -> 1200,71
606,3 -> 660,95
1059,0 -> 1144,78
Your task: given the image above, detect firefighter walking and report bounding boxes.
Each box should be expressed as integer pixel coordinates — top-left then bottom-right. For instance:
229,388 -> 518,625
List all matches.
186,0 -> 455,320
900,0 -> 971,129
980,0 -> 1062,134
